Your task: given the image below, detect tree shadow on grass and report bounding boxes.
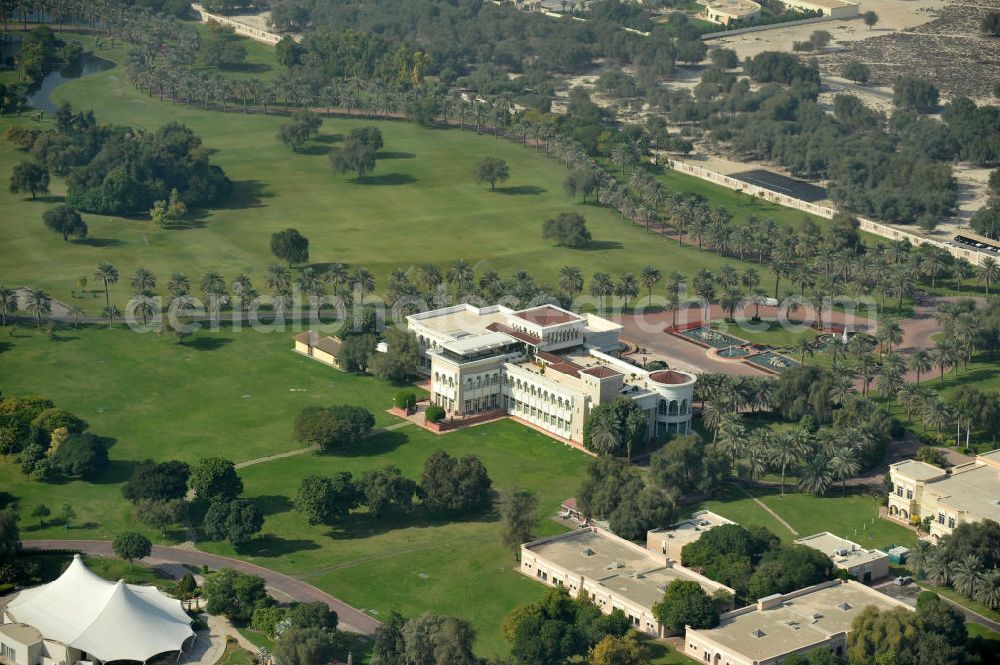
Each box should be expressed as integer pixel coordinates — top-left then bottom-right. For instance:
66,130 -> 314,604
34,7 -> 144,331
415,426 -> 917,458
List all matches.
221,62 -> 272,75
325,504 -> 498,541
239,534 -> 321,558
495,185 -> 546,195
296,144 -> 330,156
213,179 -> 272,211
0,492 -> 17,510
254,494 -> 295,516
313,134 -> 343,145
73,237 -> 124,248
46,332 -> 79,343
0,342 -> 11,355
92,458 -> 140,485
184,336 -> 233,352
579,240 -> 624,251
355,173 -> 416,186
376,151 -> 415,160
35,194 -> 66,204
329,431 -> 409,458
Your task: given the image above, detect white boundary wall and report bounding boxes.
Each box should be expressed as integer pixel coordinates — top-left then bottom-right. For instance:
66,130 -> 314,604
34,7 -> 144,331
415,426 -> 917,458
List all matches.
191,3 -> 295,44
669,159 -> 991,267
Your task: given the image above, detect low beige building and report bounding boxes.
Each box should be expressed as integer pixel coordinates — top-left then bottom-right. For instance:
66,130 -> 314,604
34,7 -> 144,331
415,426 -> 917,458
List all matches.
794,533 -> 889,583
702,0 -> 761,25
293,331 -> 344,369
887,449 -> 1000,539
684,580 -> 912,665
520,526 -> 733,637
647,511 -> 735,562
785,0 -> 859,18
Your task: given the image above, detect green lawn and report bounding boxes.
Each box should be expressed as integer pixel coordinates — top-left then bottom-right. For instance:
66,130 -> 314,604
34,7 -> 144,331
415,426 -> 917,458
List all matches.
695,484 -> 916,551
0,322 -> 417,542
197,419 -> 589,657
711,319 -> 819,348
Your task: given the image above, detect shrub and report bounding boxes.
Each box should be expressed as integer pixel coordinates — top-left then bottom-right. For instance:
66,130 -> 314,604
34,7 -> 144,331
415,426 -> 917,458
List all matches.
425,405 -> 445,423
394,390 -> 417,411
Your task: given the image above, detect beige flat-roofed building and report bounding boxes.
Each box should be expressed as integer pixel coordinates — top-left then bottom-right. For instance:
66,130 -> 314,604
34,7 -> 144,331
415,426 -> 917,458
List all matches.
785,0 -> 859,18
794,533 -> 889,583
647,510 -> 735,562
887,450 -> 1000,538
685,579 -> 912,665
293,331 -> 344,369
520,527 -> 733,637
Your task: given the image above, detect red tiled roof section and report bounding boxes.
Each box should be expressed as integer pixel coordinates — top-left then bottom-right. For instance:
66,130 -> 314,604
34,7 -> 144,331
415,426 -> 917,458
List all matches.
535,351 -> 563,364
514,305 -> 579,326
649,370 -> 690,385
580,365 -> 621,378
485,322 -> 542,344
549,362 -> 582,378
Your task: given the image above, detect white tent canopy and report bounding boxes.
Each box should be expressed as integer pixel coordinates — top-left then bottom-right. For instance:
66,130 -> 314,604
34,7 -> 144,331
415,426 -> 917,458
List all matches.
5,554 -> 194,662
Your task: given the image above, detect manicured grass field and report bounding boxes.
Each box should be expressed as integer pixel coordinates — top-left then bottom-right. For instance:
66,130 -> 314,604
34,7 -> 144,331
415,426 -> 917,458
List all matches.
197,419 -> 589,657
711,319 -> 819,348
695,483 -> 916,551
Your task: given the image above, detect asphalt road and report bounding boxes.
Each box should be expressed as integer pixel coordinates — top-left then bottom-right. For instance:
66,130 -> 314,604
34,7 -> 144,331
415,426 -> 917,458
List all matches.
875,579 -> 1000,633
21,539 -> 382,637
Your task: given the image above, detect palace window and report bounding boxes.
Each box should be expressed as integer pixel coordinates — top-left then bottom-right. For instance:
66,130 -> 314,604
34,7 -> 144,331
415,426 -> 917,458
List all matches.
948,517 -> 955,529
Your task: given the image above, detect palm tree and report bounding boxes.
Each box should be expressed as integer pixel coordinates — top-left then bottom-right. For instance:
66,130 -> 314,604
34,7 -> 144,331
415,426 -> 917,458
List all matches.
952,258 -> 973,292
167,273 -> 191,298
130,266 -> 156,293
68,305 -> 85,328
478,270 -> 504,302
951,554 -> 983,598
418,264 -> 443,293
975,568 -> 1000,609
94,261 -> 119,309
23,289 -> 51,327
910,348 -> 932,383
795,338 -> 815,364
798,455 -> 835,496
558,265 -> 584,301
447,259 -> 473,296
587,410 -> 622,456
768,429 -> 810,497
640,266 -> 662,307
829,446 -> 860,494
924,548 -> 953,586
102,305 -> 121,328
588,272 -> 613,314
615,273 -> 639,310
923,398 -> 953,438
324,263 -> 349,294
664,272 -> 687,329
908,540 -> 932,577
610,143 -> 635,176
351,267 -> 376,306
932,339 -> 956,382
263,264 -> 291,295
719,287 -> 743,322
978,257 -> 1000,295
0,286 -> 17,326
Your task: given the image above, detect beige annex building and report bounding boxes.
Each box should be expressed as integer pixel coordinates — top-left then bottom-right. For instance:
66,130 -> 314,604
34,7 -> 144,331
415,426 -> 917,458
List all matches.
520,526 -> 733,638
887,449 -> 1000,538
685,580 -> 912,665
793,533 -> 889,583
646,511 -> 735,562
406,303 -> 696,444
1,555 -> 194,665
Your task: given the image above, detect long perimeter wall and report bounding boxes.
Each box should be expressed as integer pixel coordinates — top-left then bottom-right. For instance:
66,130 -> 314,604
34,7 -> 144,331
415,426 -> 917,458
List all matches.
670,159 -> 990,267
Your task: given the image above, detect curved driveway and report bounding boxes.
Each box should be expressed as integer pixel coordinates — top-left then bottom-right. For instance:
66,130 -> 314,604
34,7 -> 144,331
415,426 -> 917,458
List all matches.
21,540 -> 381,636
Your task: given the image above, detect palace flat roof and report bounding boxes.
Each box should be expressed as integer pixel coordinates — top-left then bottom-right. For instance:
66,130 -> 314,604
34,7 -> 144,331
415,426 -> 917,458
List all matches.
650,511 -> 734,549
891,459 -> 947,482
411,307 -> 510,338
513,305 -> 581,327
696,582 -> 905,662
930,463 -> 1000,523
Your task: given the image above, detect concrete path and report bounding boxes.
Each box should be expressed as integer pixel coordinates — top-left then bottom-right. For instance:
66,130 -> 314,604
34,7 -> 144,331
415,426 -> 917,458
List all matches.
234,420 -> 412,470
182,621 -> 227,665
21,540 -> 381,636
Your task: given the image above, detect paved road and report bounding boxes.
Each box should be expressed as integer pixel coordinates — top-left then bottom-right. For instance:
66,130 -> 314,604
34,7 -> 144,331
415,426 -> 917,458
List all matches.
21,540 -> 381,637
875,579 -> 1000,633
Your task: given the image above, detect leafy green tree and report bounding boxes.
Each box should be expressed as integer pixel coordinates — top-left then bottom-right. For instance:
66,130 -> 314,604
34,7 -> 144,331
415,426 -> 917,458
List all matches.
112,531 -> 152,568
360,465 -> 418,517
401,613 -> 477,665
588,633 -> 647,665
273,627 -> 339,665
289,601 -> 338,630
709,48 -> 738,70
189,456 -> 243,503
983,11 -> 1000,36
134,498 -> 185,537
653,580 -> 719,632
894,77 -> 939,114
31,408 -> 85,435
9,161 -> 49,199
58,503 -> 76,528
203,499 -> 263,548
543,212 -> 592,248
270,228 -> 309,266
30,504 -> 50,527
55,432 -> 109,478
42,205 -> 87,241
294,473 -> 359,525
419,450 -> 492,513
122,460 -> 190,502
293,405 -> 375,452
330,135 -> 377,180
368,328 -> 420,382
862,10 -> 879,29
204,569 -> 269,623
499,487 -> 537,560
474,156 -> 510,191
582,396 -> 646,458
0,509 -> 19,563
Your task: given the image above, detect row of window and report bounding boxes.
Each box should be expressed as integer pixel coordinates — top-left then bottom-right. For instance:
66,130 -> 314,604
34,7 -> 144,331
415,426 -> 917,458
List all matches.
508,396 -> 572,432
542,328 -> 580,345
507,378 -> 574,409
938,513 -> 956,529
464,394 -> 500,414
894,485 -> 914,500
656,399 -> 690,417
1,643 -> 15,660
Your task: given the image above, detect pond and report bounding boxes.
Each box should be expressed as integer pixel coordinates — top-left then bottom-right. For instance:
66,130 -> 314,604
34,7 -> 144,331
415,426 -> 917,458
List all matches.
25,52 -> 116,114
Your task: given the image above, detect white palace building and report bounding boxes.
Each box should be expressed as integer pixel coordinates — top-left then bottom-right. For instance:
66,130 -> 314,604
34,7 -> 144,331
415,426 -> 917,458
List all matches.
406,303 -> 696,444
